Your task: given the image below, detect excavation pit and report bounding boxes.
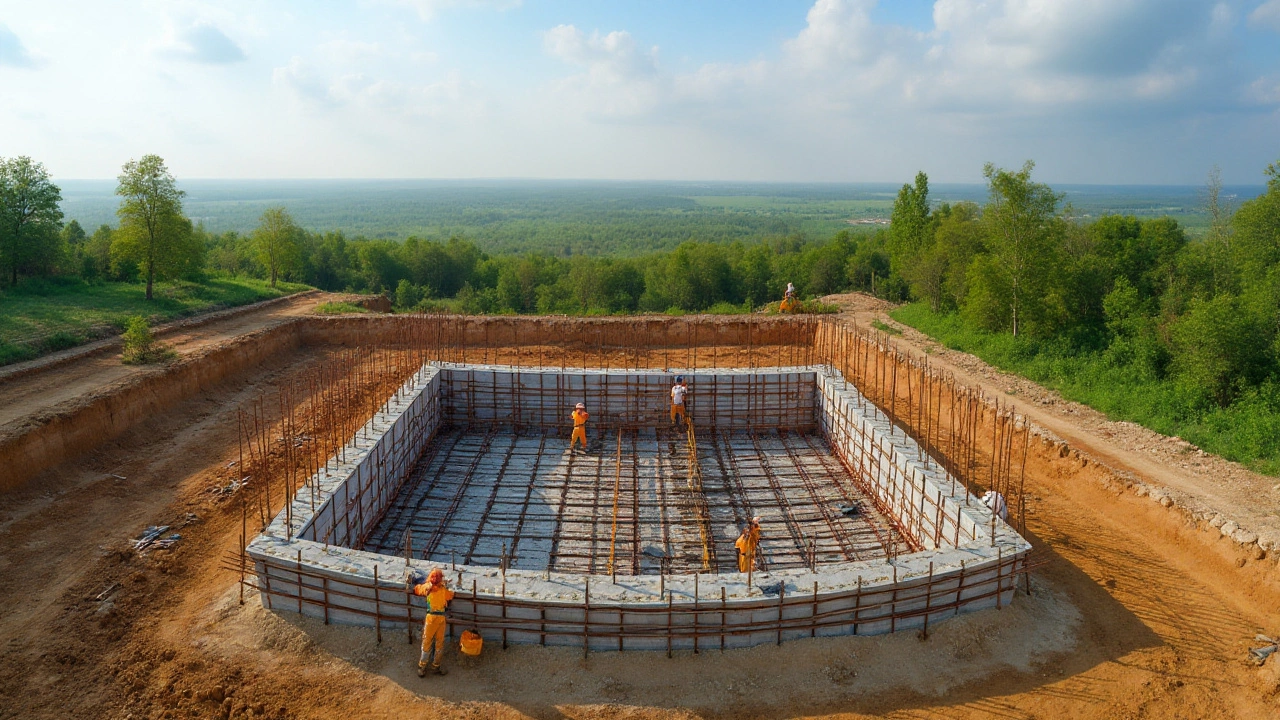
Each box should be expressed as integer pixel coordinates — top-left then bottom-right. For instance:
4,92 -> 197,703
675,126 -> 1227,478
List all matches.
248,362 -> 1031,651
362,426 -> 911,575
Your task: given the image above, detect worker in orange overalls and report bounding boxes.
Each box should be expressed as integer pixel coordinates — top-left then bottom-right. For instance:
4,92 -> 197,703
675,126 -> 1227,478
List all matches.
570,402 -> 589,453
670,376 -> 688,427
735,516 -> 761,572
411,567 -> 455,677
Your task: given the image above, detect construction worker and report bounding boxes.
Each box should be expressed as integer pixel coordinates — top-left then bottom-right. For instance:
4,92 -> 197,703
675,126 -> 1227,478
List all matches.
411,568 -> 455,677
735,516 -> 762,573
780,282 -> 800,313
569,402 -> 589,453
982,490 -> 1009,522
670,376 -> 688,426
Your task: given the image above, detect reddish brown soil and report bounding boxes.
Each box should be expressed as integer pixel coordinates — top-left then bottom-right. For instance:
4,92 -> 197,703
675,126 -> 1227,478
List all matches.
0,306 -> 1278,719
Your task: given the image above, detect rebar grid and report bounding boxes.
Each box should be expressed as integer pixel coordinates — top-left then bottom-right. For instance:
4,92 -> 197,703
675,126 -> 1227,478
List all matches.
361,426 -> 904,574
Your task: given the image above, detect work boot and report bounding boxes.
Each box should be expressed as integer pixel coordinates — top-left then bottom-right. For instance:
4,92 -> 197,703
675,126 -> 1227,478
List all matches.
432,665 -> 448,676
416,663 -> 427,678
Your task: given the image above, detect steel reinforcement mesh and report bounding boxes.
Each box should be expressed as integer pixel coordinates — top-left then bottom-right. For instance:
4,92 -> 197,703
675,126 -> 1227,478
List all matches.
363,425 -> 908,574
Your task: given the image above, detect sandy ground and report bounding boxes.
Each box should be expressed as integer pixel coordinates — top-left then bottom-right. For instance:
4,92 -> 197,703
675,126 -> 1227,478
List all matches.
0,301 -> 1278,719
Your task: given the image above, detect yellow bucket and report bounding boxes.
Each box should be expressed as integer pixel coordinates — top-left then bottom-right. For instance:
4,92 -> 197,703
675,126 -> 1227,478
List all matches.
460,630 -> 483,657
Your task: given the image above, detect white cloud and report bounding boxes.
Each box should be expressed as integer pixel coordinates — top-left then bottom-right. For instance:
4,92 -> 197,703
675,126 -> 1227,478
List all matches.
272,56 -> 469,119
1248,75 -> 1280,104
1250,0 -> 1280,30
542,25 -> 666,119
0,23 -> 39,68
784,0 -> 896,70
318,38 -> 386,63
159,21 -> 247,64
377,0 -> 522,21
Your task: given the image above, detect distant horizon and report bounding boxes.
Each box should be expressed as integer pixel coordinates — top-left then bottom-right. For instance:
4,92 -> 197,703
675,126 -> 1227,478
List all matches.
50,177 -> 1270,191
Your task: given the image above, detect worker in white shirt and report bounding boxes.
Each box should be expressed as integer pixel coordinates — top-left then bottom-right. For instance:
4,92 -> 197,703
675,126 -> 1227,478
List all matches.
670,376 -> 688,427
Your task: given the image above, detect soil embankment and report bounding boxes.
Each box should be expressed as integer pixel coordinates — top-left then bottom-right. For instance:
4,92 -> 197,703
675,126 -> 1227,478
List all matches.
0,292 -> 332,493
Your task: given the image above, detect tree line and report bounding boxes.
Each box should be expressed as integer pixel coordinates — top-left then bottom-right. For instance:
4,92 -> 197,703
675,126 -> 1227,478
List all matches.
6,151 -> 1278,414
0,153 -> 896,313
886,159 -> 1280,410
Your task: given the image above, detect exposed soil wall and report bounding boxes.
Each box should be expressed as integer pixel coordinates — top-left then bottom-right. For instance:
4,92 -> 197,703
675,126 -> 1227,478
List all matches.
0,321 -> 308,493
303,314 -> 820,351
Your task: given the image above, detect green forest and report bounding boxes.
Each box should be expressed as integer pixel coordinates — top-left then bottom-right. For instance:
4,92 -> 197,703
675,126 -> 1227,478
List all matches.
4,152 -> 1280,474
881,160 -> 1280,475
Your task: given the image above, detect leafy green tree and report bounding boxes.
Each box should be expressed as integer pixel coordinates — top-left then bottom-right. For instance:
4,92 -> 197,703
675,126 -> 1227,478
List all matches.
806,231 -> 855,296
1230,159 -> 1280,286
1170,294 -> 1272,407
887,171 -> 931,279
394,279 -> 422,310
114,155 -> 197,299
930,202 -> 984,310
736,243 -> 774,308
61,219 -> 86,247
0,156 -> 64,286
971,161 -> 1064,337
85,224 -> 115,281
252,207 -> 303,287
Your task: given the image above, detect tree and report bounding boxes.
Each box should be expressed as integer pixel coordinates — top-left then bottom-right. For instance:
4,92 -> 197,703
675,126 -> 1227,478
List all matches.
0,156 -> 64,286
61,219 -> 86,247
887,171 -> 932,278
1229,158 -> 1280,286
1170,294 -> 1271,407
86,224 -> 115,281
114,155 -> 192,300
974,161 -> 1063,337
252,206 -> 303,287
930,202 -> 984,311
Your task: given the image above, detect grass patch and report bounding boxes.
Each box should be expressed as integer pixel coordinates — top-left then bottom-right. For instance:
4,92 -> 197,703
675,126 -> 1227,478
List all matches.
315,301 -> 370,315
891,302 -> 1280,476
0,276 -> 307,366
871,319 -> 902,336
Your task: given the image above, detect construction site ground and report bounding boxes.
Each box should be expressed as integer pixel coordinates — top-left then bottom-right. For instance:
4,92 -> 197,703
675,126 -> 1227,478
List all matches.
1,295 -> 1278,719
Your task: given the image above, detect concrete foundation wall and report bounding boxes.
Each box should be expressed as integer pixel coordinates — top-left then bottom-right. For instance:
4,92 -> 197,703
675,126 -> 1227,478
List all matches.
816,369 -> 984,551
247,362 -> 1032,651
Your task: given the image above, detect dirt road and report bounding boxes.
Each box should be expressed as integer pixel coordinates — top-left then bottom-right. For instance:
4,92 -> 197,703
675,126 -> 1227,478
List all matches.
0,292 -> 330,432
0,308 -> 1277,719
820,292 -> 1280,549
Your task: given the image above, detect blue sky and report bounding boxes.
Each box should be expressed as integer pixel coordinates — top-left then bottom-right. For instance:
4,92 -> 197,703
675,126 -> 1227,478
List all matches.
1,0 -> 1278,184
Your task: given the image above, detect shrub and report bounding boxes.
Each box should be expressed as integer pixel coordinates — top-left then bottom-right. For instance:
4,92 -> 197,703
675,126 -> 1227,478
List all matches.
120,316 -> 176,365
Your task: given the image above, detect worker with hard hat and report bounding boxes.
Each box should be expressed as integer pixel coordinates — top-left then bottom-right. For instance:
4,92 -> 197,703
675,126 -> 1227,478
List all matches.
570,402 -> 590,453
735,516 -> 762,573
670,376 -> 688,427
410,567 -> 455,677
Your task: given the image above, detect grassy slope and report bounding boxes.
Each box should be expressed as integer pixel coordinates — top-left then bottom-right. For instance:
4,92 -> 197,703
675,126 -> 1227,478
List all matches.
892,302 -> 1280,477
0,276 -> 309,366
